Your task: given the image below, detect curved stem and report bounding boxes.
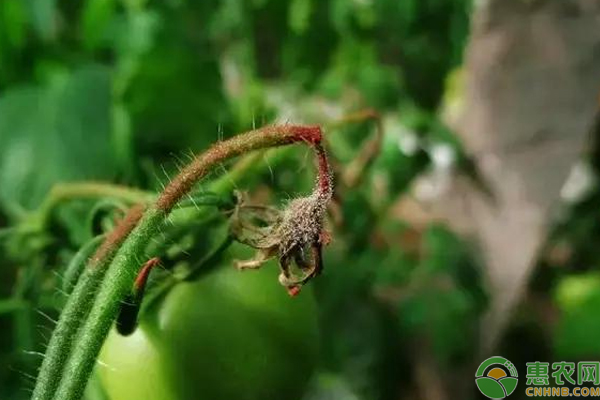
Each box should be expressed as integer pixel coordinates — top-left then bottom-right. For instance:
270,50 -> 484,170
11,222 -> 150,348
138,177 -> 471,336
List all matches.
62,234 -> 107,294
35,182 -> 154,229
325,109 -> 383,188
33,124 -> 326,400
155,124 -> 321,212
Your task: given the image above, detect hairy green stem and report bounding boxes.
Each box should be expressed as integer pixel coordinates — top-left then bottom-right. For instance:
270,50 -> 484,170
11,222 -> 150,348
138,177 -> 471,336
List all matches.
32,263 -> 107,400
32,182 -> 154,231
62,235 -> 107,294
32,124 -> 325,400
31,205 -> 144,400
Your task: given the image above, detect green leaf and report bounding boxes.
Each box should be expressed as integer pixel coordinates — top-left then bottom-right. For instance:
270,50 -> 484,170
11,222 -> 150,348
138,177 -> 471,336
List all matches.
81,0 -> 117,49
306,373 -> 363,400
111,103 -> 136,180
0,0 -> 27,49
126,28 -> 229,157
288,0 -> 312,34
0,65 -> 118,214
26,0 -> 57,41
329,0 -> 352,33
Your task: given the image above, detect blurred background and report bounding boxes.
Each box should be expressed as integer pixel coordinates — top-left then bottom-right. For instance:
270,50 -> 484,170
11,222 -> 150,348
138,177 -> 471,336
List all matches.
1,0 -> 600,399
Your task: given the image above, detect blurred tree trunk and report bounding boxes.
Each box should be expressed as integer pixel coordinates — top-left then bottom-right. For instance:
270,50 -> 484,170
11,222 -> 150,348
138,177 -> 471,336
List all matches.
440,0 -> 600,352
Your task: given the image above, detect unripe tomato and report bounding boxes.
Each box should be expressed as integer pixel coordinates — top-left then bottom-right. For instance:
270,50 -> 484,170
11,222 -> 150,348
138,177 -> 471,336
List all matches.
98,252 -> 319,400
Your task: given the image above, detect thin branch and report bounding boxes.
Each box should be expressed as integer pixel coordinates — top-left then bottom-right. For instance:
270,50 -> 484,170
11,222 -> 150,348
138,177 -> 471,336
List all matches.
326,109 -> 383,188
35,183 -> 154,229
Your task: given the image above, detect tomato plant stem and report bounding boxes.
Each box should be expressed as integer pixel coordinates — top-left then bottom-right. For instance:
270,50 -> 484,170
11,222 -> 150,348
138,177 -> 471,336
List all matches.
31,205 -> 143,400
325,108 -> 382,188
36,183 -> 155,228
32,124 -> 327,400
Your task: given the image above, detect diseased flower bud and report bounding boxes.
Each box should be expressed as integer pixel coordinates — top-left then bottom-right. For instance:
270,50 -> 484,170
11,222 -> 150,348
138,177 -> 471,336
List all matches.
231,142 -> 333,292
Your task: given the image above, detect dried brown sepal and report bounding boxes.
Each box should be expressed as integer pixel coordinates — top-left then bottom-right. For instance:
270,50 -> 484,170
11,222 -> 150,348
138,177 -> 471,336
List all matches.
231,143 -> 333,292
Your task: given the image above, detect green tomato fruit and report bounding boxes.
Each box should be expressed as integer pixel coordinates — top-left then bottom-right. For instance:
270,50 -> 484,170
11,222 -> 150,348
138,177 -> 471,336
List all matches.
98,261 -> 319,400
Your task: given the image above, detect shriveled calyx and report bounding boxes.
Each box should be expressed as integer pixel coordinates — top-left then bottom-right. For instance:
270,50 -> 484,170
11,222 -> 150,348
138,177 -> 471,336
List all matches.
232,143 -> 333,295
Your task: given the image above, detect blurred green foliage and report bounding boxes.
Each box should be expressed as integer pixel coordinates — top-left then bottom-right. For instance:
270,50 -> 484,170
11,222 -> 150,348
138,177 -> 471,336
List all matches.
0,0 -> 485,399
2,1 -> 600,400
0,66 -> 115,212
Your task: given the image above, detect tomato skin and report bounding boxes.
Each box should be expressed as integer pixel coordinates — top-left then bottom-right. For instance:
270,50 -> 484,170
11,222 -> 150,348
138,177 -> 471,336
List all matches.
99,260 -> 319,400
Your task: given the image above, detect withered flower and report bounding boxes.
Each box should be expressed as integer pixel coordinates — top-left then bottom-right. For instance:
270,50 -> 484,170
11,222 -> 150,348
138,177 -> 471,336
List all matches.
231,143 -> 333,295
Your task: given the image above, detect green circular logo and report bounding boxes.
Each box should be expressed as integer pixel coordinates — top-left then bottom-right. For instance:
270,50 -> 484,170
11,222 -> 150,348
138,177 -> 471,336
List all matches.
475,356 -> 519,399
